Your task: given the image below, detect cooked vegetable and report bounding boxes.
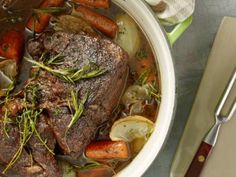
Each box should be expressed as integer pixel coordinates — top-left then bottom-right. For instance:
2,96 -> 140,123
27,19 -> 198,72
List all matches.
76,165 -> 115,177
131,137 -> 146,154
72,0 -> 110,8
0,71 -> 13,97
26,0 -> 65,33
0,60 -> 17,80
0,71 -> 12,90
85,140 -> 130,160
0,30 -> 24,62
115,14 -> 141,58
121,85 -> 150,106
135,50 -> 157,83
129,101 -> 144,115
109,115 -> 154,142
58,160 -> 76,177
73,6 -> 118,38
121,83 -> 160,115
53,15 -> 96,35
0,60 -> 17,97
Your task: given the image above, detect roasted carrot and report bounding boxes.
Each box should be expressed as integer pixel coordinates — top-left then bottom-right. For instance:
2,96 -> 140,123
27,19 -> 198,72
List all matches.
0,30 -> 24,62
76,166 -> 114,177
85,141 -> 130,160
135,51 -> 157,83
74,6 -> 118,38
72,0 -> 109,8
26,0 -> 64,33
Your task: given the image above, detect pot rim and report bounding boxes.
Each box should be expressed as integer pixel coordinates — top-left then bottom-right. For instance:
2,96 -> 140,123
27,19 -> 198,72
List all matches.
112,0 -> 177,176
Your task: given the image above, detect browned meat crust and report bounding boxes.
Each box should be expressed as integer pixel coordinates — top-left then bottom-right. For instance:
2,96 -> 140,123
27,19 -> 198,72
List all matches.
0,31 -> 128,176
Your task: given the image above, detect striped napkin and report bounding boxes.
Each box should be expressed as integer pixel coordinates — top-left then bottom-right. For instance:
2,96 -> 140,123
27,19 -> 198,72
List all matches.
145,0 -> 195,25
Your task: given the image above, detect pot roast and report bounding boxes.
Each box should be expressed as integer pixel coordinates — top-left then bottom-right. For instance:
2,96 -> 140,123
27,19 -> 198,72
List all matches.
0,31 -> 128,176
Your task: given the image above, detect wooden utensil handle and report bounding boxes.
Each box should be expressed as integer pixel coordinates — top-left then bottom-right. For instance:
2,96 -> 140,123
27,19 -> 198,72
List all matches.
184,141 -> 213,177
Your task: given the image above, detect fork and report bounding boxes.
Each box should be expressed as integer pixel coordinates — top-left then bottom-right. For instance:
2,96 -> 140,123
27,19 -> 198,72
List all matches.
185,69 -> 236,177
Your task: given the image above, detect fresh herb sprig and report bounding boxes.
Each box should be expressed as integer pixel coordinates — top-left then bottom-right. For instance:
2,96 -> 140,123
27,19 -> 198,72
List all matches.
136,69 -> 161,102
42,53 -> 65,65
146,83 -> 161,103
33,7 -> 68,14
31,6 -> 68,37
2,81 -> 15,137
67,90 -> 88,131
2,85 -> 54,173
136,49 -> 147,60
3,108 -> 43,173
136,69 -> 151,86
25,55 -> 107,84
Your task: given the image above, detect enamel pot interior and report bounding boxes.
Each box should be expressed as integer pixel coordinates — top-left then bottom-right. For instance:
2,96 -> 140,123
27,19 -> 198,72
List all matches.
112,0 -> 176,176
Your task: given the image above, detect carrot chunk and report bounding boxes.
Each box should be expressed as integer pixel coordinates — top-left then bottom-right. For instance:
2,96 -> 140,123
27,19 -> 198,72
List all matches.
26,0 -> 64,33
72,0 -> 109,8
85,141 -> 130,160
0,30 -> 24,62
75,6 -> 118,38
76,166 -> 114,177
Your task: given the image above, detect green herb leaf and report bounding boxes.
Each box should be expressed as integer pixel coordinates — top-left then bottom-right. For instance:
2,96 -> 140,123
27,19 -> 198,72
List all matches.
25,55 -> 107,83
3,108 -> 42,173
67,90 -> 88,131
2,86 -> 55,173
33,7 -> 68,14
136,69 -> 151,86
1,81 -> 15,136
146,83 -> 161,103
44,53 -> 65,65
135,49 -> 147,60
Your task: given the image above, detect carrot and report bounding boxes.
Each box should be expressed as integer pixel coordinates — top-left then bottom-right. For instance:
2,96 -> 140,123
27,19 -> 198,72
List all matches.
26,0 -> 64,33
74,6 -> 118,38
76,166 -> 114,177
85,141 -> 130,160
72,0 -> 109,8
135,51 -> 157,83
0,30 -> 24,62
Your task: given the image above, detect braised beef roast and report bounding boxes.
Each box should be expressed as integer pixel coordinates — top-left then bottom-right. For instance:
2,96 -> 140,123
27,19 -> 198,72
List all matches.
0,32 -> 128,176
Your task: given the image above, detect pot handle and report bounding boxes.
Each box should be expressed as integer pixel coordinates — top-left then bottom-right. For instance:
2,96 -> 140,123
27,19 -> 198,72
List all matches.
166,16 -> 193,47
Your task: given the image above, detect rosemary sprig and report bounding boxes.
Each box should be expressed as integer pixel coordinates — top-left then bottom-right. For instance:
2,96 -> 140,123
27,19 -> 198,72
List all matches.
3,108 -> 42,174
2,85 -> 55,173
5,81 -> 15,103
136,70 -> 161,102
67,90 -> 88,131
34,129 -> 54,155
2,81 -> 15,137
31,6 -> 67,37
136,69 -> 151,86
146,83 -> 161,102
25,56 -> 107,83
135,49 -> 148,60
33,7 -> 68,14
42,53 -> 65,65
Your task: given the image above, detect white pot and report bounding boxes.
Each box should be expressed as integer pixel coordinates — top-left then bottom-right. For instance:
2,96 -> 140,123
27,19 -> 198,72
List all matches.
112,0 -> 184,176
